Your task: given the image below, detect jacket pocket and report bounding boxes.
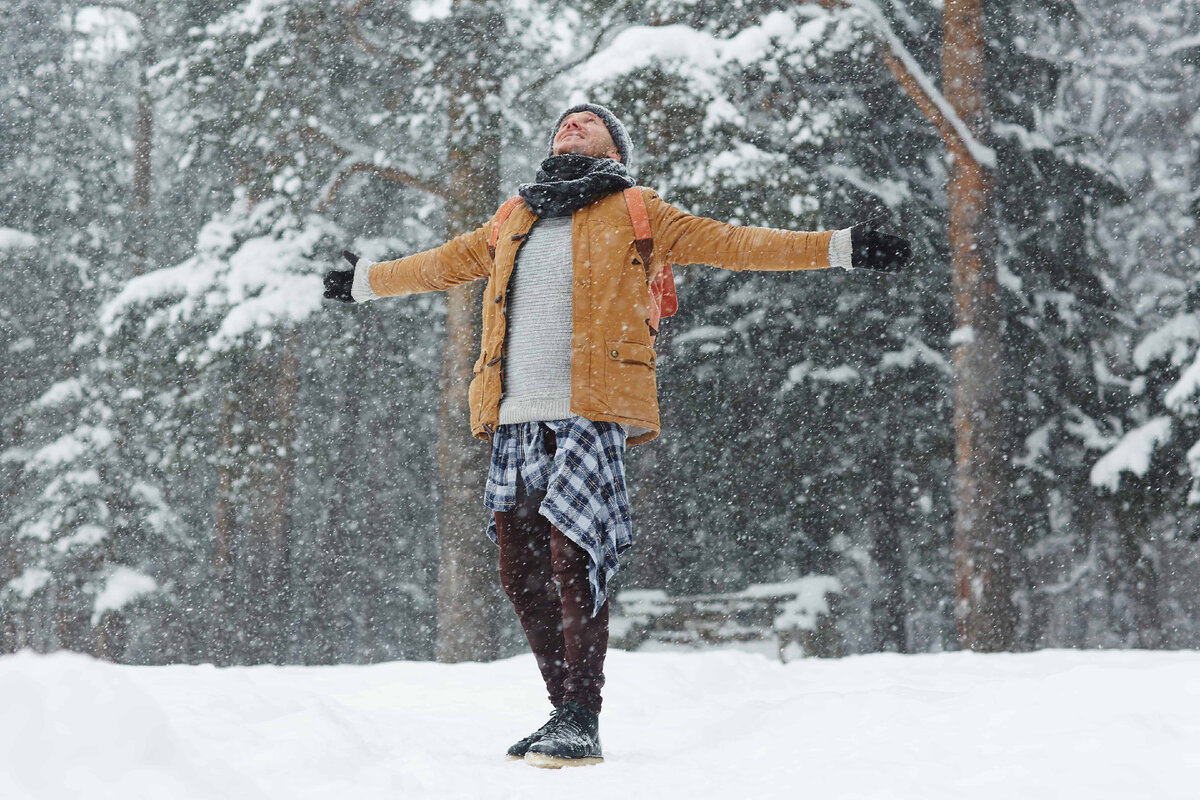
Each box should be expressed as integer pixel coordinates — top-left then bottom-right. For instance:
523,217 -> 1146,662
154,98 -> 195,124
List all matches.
606,340 -> 656,368
604,339 -> 657,414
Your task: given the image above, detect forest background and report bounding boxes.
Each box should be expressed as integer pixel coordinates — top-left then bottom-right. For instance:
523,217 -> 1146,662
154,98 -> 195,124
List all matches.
3,0 -> 1200,666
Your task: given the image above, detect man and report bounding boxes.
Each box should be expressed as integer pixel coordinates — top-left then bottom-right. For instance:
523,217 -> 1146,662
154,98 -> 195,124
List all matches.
324,103 -> 910,768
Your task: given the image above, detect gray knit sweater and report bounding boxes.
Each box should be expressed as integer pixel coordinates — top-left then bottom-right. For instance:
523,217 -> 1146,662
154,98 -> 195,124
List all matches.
497,215 -> 574,425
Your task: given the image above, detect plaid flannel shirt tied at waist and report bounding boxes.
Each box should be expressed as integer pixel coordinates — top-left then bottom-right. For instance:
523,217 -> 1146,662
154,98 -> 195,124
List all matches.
484,417 -> 632,617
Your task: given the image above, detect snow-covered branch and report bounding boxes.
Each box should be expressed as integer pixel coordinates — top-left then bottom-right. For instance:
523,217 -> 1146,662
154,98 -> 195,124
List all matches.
303,117 -> 447,209
1164,32 -> 1200,58
100,196 -> 335,358
819,0 -> 997,169
1090,416 -> 1172,493
345,0 -> 420,71
574,10 -> 838,132
519,0 -> 633,97
319,158 -> 448,211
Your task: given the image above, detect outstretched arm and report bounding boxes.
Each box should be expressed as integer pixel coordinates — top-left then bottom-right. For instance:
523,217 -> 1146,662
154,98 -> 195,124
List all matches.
323,221 -> 493,304
643,190 -> 910,273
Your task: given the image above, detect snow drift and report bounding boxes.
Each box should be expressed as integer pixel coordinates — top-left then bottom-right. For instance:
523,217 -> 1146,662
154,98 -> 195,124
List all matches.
1,648 -> 1198,799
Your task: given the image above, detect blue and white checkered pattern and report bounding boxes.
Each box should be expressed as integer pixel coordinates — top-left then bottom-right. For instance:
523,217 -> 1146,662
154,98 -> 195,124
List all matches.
484,417 -> 632,617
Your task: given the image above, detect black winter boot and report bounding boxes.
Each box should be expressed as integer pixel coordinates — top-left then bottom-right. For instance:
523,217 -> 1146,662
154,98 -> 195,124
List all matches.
505,707 -> 562,760
524,701 -> 603,768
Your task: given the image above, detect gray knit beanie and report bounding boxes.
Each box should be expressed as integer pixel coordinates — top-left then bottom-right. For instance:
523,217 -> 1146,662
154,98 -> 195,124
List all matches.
549,103 -> 634,168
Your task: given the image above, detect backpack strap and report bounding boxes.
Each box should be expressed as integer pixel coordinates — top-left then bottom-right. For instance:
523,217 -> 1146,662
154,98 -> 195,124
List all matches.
623,186 -> 655,266
623,188 -> 678,345
488,196 -> 526,259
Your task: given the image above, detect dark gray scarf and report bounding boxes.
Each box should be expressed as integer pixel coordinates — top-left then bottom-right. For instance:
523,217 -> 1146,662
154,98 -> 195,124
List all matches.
518,154 -> 635,218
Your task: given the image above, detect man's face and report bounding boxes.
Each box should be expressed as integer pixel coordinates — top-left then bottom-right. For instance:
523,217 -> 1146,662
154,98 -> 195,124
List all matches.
552,112 -> 621,161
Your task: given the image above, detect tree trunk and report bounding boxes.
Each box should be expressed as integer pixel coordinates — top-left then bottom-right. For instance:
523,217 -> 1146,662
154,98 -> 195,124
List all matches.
434,0 -> 504,663
211,390 -> 238,664
130,16 -> 155,277
943,0 -> 1015,651
869,424 -> 909,653
1113,497 -> 1163,648
130,74 -> 152,275
317,324 -> 365,662
260,332 -> 302,662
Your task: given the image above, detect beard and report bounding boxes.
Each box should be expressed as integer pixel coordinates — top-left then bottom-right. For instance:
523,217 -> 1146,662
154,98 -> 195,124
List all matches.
553,134 -> 615,161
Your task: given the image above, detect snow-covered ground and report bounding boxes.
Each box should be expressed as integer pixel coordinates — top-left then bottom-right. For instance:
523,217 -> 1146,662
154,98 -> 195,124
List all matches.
2,648 -> 1198,799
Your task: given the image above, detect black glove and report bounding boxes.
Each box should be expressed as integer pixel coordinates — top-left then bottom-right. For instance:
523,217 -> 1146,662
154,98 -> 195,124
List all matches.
851,228 -> 912,273
323,250 -> 359,303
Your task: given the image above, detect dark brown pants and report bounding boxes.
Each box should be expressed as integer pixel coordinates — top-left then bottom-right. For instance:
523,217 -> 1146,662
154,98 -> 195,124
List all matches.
494,428 -> 609,715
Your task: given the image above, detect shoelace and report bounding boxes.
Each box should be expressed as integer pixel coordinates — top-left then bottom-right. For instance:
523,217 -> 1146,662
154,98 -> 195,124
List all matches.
553,708 -> 588,740
536,708 -> 563,734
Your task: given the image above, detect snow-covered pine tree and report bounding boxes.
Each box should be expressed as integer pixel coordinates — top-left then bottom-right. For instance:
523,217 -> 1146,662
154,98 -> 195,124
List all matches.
0,369 -> 191,660
96,193 -> 361,663
0,0 -> 190,659
558,1 -> 955,653
999,0 -> 1199,649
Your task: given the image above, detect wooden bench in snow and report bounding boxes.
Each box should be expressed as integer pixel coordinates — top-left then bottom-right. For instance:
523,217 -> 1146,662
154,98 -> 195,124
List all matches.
609,576 -> 842,661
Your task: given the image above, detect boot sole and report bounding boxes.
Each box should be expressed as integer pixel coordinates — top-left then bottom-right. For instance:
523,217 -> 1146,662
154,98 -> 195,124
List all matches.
524,753 -> 604,769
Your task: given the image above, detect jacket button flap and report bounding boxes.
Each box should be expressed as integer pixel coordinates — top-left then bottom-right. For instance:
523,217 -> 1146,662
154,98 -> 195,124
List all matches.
607,340 -> 655,368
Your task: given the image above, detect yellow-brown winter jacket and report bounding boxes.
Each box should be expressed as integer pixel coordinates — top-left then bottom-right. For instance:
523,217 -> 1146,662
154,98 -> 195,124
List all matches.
366,189 -> 836,446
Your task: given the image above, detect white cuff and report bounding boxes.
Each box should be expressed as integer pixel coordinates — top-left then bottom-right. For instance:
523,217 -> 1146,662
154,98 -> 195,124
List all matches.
351,261 -> 378,303
828,228 -> 854,271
